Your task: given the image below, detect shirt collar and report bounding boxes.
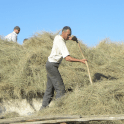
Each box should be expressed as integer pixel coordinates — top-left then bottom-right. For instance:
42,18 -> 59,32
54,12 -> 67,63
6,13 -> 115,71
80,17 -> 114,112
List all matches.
60,35 -> 66,42
13,31 -> 18,35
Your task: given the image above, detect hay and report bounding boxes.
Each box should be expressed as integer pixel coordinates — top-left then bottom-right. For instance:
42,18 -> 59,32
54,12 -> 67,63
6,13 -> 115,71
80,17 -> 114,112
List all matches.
0,31 -> 124,123
39,80 -> 124,115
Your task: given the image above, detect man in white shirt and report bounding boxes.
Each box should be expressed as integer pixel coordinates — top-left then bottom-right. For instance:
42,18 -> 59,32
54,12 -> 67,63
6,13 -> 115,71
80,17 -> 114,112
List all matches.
4,26 -> 20,42
40,26 -> 87,110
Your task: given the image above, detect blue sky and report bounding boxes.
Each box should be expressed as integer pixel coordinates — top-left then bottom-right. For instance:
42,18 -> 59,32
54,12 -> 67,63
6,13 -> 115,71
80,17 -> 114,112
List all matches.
0,0 -> 124,47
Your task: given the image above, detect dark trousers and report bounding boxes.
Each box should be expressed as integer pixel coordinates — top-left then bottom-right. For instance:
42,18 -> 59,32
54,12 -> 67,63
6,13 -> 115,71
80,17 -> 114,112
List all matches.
42,61 -> 66,107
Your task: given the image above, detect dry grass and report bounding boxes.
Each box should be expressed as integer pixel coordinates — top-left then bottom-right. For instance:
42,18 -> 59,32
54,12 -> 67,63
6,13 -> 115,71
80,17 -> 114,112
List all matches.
1,32 -> 124,124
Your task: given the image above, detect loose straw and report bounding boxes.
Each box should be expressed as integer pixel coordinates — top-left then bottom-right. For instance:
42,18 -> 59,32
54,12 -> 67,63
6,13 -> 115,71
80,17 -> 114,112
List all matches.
77,42 -> 93,85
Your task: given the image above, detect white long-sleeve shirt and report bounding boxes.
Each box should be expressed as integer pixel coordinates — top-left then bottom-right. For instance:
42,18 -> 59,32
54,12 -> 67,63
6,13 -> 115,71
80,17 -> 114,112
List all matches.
48,35 -> 70,63
4,31 -> 17,42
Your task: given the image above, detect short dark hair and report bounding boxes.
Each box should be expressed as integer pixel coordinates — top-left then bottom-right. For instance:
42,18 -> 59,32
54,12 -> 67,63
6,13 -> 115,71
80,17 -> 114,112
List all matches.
62,26 -> 71,34
14,26 -> 20,31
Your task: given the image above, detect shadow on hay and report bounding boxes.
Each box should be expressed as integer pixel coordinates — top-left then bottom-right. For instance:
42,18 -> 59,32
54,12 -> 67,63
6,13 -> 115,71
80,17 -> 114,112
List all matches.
93,73 -> 117,82
20,89 -> 44,111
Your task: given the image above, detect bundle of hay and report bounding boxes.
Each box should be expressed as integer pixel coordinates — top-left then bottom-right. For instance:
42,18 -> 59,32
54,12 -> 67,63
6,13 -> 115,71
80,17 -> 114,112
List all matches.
1,32 -> 124,124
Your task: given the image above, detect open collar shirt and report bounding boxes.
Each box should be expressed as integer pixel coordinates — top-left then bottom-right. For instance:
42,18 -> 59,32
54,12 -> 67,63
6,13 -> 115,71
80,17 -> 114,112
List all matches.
48,35 -> 70,64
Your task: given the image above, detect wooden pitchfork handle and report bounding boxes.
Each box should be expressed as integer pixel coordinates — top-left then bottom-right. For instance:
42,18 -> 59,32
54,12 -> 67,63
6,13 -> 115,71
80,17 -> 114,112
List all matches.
77,42 -> 93,85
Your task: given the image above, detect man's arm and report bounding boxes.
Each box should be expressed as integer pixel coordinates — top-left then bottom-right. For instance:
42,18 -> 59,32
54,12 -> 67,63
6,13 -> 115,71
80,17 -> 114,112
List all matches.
65,55 -> 87,64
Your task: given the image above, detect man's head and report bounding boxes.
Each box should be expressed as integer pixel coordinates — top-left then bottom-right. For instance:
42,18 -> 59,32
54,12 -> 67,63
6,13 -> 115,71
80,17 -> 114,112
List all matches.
61,26 -> 71,40
14,26 -> 20,34
23,38 -> 28,43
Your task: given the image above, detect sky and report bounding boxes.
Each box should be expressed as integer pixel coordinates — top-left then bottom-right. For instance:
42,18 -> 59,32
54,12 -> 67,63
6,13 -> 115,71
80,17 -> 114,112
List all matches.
0,0 -> 124,47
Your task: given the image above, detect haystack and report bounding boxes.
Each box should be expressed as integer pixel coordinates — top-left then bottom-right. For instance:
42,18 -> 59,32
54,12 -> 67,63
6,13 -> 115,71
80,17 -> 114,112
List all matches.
0,32 -> 124,124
